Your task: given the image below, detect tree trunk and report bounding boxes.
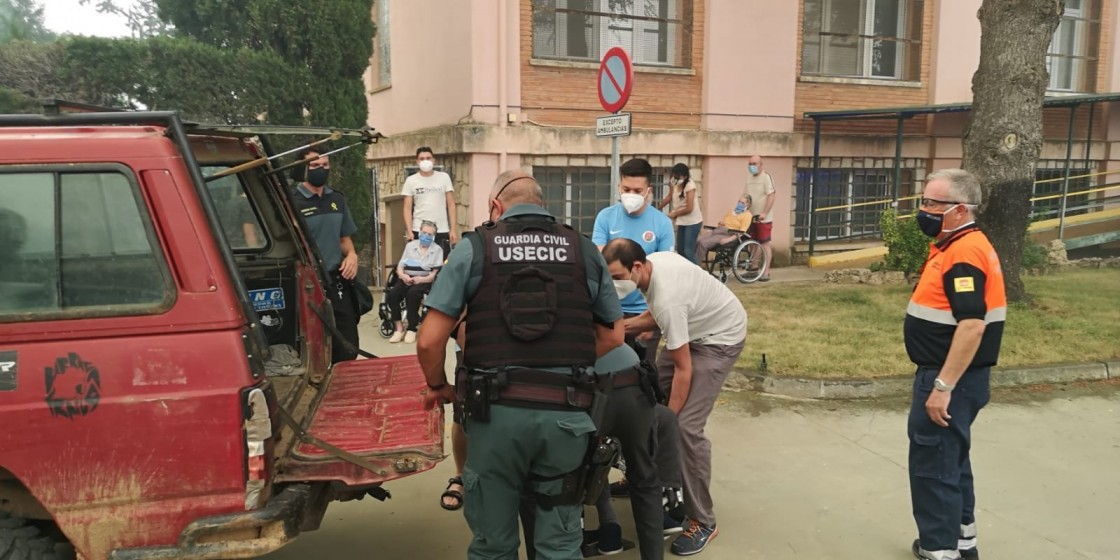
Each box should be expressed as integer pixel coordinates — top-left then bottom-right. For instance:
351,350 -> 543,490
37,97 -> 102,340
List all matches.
961,0 -> 1062,303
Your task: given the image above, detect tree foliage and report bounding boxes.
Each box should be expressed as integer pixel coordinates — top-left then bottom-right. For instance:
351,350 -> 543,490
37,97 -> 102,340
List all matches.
61,36 -> 309,123
0,40 -> 86,102
155,0 -> 376,247
0,86 -> 37,112
0,0 -> 53,43
78,0 -> 172,38
962,0 -> 1062,302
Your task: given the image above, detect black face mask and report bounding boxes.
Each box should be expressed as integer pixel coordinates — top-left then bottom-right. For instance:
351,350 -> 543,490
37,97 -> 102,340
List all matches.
306,167 -> 329,187
915,209 -> 944,237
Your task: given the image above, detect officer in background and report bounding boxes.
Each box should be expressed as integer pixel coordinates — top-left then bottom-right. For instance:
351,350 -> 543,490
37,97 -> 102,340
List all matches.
291,147 -> 360,363
418,170 -> 624,560
905,169 -> 1005,560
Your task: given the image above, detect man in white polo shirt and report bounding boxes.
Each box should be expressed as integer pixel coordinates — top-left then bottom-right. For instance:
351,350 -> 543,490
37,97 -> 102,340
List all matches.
602,238 -> 746,557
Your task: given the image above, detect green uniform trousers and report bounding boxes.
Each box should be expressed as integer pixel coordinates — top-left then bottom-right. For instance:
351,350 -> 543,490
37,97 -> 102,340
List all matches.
462,404 -> 596,560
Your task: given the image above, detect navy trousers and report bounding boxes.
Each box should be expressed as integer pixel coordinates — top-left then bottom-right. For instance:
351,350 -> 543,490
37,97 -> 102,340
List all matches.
908,366 -> 991,553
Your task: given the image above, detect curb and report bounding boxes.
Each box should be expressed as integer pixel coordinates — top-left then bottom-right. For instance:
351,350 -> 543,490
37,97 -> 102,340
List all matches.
725,362 -> 1115,400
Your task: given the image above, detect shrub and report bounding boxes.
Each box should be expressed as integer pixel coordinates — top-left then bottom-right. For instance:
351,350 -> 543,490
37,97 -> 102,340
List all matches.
880,209 -> 930,275
1021,235 -> 1048,271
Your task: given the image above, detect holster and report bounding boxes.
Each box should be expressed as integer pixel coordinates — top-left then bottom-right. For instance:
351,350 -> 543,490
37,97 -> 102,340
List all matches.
637,360 -> 665,406
461,369 -> 497,423
533,435 -> 621,510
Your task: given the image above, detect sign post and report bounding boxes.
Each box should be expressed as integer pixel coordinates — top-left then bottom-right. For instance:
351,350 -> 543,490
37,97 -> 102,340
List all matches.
597,47 -> 633,191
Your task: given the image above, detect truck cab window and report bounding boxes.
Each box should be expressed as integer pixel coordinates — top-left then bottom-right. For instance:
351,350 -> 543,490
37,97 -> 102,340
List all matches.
203,167 -> 266,251
0,170 -> 172,318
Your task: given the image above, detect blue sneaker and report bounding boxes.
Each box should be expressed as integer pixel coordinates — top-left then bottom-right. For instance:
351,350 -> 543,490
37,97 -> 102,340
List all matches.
671,519 -> 718,556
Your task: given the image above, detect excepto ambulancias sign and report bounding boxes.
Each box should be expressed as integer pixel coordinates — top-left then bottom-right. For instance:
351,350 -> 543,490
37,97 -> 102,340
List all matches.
595,113 -> 631,138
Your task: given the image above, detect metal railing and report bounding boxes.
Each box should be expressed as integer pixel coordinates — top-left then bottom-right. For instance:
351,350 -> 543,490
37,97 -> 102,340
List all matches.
800,169 -> 1120,254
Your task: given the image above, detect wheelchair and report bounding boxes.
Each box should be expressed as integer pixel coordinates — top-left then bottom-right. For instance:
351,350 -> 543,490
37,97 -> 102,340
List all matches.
377,269 -> 430,338
700,227 -> 769,284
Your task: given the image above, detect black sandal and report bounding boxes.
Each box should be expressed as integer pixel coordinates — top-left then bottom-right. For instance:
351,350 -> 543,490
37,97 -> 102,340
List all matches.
440,476 -> 464,511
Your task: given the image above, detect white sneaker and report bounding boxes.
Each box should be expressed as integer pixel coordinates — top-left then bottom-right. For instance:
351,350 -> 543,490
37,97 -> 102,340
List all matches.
388,330 -> 405,343
404,331 -> 417,344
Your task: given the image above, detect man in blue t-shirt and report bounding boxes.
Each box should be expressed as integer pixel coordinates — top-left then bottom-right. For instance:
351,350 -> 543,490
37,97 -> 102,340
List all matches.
592,157 -> 674,363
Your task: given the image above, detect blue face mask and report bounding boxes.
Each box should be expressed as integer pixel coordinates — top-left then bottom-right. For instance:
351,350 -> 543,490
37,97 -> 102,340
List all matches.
418,233 -> 435,247
734,203 -> 747,214
748,164 -> 759,175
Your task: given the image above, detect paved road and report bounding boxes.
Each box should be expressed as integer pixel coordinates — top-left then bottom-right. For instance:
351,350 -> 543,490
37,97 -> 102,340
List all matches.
262,323 -> 1120,560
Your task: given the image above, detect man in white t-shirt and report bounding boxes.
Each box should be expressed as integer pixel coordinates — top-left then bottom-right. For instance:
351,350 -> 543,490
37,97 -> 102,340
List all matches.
742,155 -> 776,281
402,146 -> 457,254
602,238 -> 746,557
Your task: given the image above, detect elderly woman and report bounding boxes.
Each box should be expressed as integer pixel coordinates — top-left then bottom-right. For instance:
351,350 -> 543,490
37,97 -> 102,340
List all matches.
694,194 -> 753,265
387,220 -> 443,343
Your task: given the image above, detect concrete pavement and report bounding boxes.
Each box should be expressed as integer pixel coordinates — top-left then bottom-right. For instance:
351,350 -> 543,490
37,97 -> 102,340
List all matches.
261,320 -> 1120,559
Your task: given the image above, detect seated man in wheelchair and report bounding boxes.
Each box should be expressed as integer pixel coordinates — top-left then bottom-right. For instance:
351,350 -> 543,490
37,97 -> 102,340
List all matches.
385,220 -> 443,343
694,194 -> 753,264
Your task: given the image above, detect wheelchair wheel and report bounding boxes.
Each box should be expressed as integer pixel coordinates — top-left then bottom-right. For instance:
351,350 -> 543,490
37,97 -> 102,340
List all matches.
379,320 -> 395,338
732,240 -> 767,283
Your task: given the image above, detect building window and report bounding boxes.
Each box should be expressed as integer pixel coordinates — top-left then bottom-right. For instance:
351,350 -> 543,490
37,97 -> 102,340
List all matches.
1033,162 -> 1093,219
534,165 -> 671,235
532,0 -> 692,68
794,162 -> 917,241
1047,0 -> 1100,92
0,170 -> 173,318
801,0 -> 923,81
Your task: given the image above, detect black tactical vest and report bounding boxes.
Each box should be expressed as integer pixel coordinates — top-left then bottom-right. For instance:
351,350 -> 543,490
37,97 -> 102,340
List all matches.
464,218 -> 595,369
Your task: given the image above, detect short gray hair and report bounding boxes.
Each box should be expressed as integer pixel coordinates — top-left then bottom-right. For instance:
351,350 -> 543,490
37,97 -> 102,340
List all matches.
419,220 -> 438,232
927,169 -> 982,206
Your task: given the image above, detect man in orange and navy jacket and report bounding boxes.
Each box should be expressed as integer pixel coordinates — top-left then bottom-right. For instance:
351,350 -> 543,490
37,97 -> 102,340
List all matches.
904,169 -> 1006,560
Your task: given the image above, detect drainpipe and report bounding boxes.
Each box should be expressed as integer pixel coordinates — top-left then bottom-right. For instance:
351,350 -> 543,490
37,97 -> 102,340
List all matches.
1058,104 -> 1077,240
498,0 -> 508,171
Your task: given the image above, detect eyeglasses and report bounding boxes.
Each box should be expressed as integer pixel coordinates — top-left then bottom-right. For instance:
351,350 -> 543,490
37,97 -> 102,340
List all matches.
920,197 -> 964,207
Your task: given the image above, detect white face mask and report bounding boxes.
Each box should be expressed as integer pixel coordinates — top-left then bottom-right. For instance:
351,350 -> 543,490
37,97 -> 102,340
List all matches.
418,160 -> 435,173
620,192 -> 645,214
613,279 -> 638,299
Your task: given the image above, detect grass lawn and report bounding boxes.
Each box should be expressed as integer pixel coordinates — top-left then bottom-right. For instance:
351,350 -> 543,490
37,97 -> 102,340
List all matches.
732,268 -> 1120,378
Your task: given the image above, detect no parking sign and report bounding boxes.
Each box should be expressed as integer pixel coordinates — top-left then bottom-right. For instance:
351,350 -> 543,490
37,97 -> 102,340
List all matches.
598,47 -> 633,114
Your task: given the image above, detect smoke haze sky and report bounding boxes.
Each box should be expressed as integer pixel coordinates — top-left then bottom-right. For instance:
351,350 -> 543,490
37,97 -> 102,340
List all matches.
41,0 -> 131,37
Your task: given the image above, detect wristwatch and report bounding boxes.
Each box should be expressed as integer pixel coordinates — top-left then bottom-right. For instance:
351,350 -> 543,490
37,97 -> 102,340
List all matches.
933,378 -> 955,392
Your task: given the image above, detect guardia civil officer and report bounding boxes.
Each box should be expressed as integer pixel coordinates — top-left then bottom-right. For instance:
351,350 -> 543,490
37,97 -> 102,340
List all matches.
418,170 -> 624,560
905,169 -> 1005,560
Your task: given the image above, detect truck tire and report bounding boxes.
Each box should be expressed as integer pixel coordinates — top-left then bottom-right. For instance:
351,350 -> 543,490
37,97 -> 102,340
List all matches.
0,512 -> 74,560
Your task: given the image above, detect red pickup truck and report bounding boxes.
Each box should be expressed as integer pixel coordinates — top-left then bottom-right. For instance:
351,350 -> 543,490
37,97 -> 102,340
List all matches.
0,110 -> 444,559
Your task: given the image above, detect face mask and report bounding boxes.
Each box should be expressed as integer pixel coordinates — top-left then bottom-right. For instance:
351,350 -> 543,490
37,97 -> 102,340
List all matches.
916,205 -> 966,237
748,164 -> 759,175
306,167 -> 329,187
671,177 -> 681,187
418,160 -> 435,173
620,192 -> 645,214
734,203 -> 747,214
418,232 -> 435,247
613,278 -> 637,299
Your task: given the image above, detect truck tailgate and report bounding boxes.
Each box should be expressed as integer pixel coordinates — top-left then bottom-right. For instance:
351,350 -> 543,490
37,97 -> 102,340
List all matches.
276,355 -> 444,486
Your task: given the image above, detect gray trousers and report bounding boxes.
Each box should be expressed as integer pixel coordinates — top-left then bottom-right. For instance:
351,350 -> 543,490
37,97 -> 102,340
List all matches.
656,340 -> 745,528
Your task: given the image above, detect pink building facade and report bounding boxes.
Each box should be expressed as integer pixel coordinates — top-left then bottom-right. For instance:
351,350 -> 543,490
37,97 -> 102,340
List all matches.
366,0 -> 1120,265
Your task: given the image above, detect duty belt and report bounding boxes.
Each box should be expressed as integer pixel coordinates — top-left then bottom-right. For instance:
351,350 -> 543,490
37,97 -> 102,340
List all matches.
498,383 -> 595,409
599,367 -> 643,390
465,365 -> 647,411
